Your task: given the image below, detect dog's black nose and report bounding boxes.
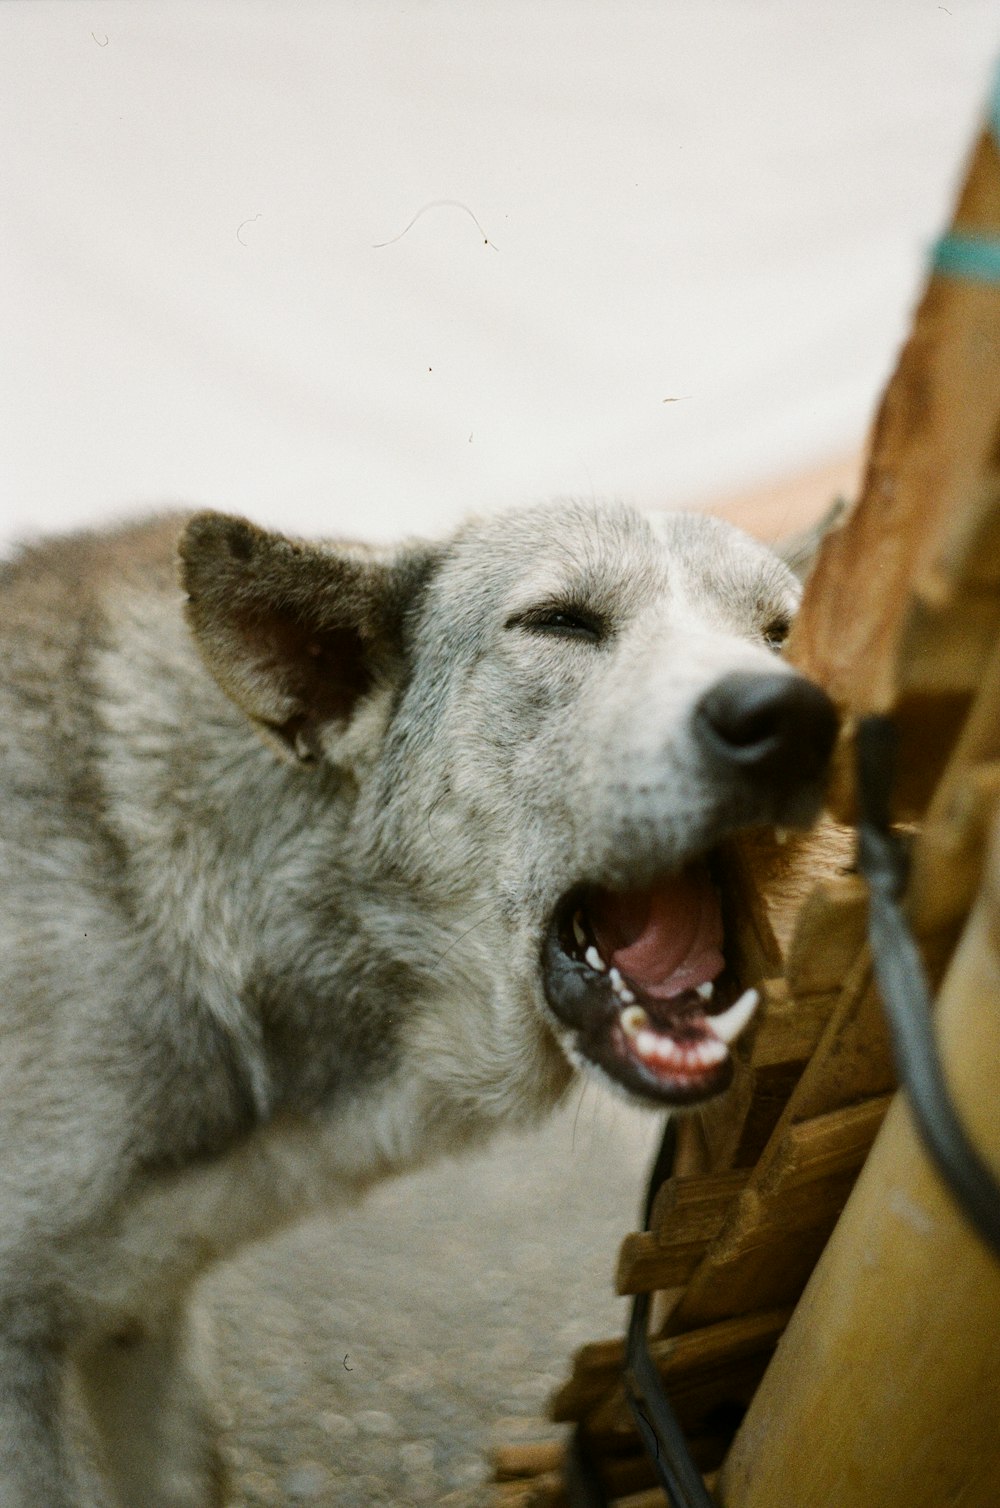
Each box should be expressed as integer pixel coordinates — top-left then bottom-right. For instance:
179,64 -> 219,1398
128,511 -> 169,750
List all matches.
695,671 -> 838,786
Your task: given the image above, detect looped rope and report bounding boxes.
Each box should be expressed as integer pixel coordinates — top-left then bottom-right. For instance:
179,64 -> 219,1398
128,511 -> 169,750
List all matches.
857,717 -> 1000,1262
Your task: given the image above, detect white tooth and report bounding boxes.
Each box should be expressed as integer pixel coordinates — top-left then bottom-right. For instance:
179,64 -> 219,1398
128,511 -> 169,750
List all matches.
696,981 -> 714,1002
636,1029 -> 661,1059
609,967 -> 633,1000
584,945 -> 606,973
694,1037 -> 728,1067
708,987 -> 760,1045
572,911 -> 587,948
620,1005 -> 648,1037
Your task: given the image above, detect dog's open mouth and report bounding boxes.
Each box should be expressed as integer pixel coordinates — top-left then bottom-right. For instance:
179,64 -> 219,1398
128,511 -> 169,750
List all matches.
541,856 -> 758,1105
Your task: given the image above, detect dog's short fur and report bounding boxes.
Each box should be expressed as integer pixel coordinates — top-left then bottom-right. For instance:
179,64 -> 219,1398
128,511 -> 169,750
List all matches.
0,499 -> 834,1506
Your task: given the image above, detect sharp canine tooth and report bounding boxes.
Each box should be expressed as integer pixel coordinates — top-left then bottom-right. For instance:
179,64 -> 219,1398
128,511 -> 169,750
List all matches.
708,987 -> 760,1045
696,981 -> 714,1001
584,945 -> 606,973
572,911 -> 587,948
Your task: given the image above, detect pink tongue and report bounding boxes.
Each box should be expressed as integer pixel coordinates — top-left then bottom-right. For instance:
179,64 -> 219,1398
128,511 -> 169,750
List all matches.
590,863 -> 724,1000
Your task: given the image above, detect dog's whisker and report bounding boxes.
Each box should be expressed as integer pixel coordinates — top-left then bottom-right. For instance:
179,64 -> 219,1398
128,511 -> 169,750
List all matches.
425,900 -> 497,974
570,1077 -> 591,1155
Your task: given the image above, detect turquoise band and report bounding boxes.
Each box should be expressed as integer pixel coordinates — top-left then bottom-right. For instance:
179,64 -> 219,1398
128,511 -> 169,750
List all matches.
932,231 -> 1000,286
927,64 -> 1000,286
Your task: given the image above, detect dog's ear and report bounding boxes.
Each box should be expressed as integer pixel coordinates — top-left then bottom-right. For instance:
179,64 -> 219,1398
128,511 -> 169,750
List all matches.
779,496 -> 850,582
179,512 -> 436,764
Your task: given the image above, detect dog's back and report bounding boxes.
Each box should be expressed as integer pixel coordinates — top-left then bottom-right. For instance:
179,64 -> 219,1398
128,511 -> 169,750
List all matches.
0,518 -> 284,1294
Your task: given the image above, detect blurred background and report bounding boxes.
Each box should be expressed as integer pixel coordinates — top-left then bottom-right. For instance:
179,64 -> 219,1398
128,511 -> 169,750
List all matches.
3,1 -> 998,554
6,6 -> 999,1505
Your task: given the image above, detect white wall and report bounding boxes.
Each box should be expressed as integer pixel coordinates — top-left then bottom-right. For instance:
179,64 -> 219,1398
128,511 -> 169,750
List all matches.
2,1 -> 997,548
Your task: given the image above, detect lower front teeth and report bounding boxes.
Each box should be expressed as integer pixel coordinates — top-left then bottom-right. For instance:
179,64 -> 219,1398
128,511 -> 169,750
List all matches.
619,1004 -> 728,1070
633,1029 -> 727,1070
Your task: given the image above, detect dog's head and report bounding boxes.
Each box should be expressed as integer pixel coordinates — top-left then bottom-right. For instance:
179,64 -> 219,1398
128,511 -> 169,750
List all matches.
180,501 -> 836,1114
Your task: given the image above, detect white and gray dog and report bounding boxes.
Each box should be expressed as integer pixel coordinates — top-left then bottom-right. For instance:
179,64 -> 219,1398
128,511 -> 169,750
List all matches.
0,499 -> 836,1506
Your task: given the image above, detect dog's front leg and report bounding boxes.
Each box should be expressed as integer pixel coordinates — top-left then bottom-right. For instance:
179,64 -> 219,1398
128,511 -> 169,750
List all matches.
75,1306 -> 225,1508
0,1331 -> 75,1507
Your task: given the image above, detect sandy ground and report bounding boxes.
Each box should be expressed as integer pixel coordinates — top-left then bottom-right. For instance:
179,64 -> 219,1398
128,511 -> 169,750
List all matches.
201,1102 -> 664,1508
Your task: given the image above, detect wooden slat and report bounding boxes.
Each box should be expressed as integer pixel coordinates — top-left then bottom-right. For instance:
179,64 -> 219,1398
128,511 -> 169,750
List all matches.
748,978 -> 837,1069
759,957 -> 894,1128
656,1114 -> 888,1328
552,1308 -> 790,1423
493,1442 -> 565,1481
616,1168 -> 751,1295
584,1350 -> 775,1448
649,1168 -> 752,1243
664,952 -> 893,1333
615,1232 -> 710,1296
760,1095 -> 892,1192
494,1471 -> 566,1507
649,1306 -> 792,1375
722,1058 -> 812,1171
567,1335 -> 626,1374
782,876 -> 867,998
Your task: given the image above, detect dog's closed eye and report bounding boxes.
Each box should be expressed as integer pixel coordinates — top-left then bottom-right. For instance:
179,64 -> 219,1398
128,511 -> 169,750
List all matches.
762,615 -> 791,651
506,604 -> 607,644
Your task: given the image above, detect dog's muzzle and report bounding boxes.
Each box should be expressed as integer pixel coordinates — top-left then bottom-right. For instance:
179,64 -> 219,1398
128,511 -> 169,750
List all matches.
540,669 -> 839,1107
